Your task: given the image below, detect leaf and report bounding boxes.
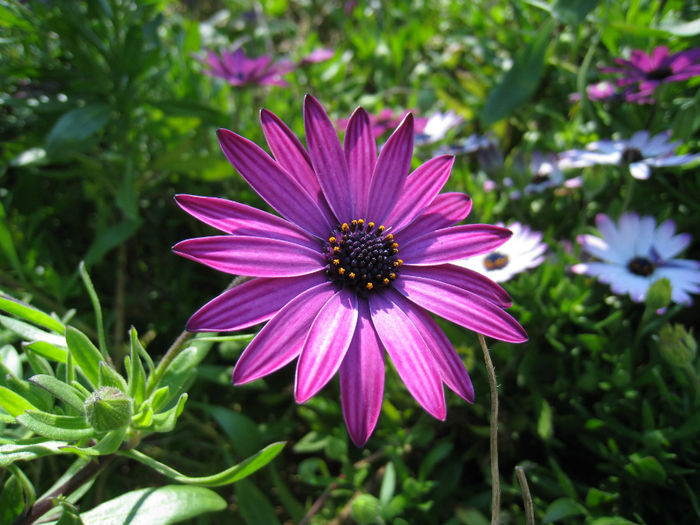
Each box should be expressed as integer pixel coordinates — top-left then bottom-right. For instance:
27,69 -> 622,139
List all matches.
624,454 -> 667,485
23,341 -> 68,363
0,202 -> 24,280
235,479 -> 282,525
17,410 -> 94,441
0,294 -> 65,334
542,498 -> 587,523
0,314 -> 66,347
150,393 -> 187,433
63,427 -> 127,456
379,462 -> 396,506
29,375 -> 85,413
46,104 -> 112,158
98,362 -> 128,392
66,327 -> 103,389
195,404 -> 263,457
552,0 -> 598,26
0,440 -> 70,466
83,219 -> 142,267
480,20 -> 553,126
0,471 -> 25,523
121,441 -> 285,487
658,17 -> 700,37
0,385 -> 38,417
78,485 -> 226,524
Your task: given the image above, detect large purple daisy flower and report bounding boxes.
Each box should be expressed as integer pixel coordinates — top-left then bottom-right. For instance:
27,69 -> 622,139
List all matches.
173,95 -> 527,446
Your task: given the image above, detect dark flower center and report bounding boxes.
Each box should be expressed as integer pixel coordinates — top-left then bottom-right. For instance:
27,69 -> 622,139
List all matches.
621,147 -> 644,164
627,256 -> 655,277
324,219 -> 401,295
646,66 -> 673,81
532,173 -> 550,184
483,252 -> 509,271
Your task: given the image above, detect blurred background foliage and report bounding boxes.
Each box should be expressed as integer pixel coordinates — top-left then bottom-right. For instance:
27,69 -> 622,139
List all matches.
1,0 -> 700,523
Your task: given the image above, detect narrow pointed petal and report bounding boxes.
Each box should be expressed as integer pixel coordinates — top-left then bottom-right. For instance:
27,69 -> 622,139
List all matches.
344,107 -> 376,219
384,155 -> 455,231
217,128 -> 331,238
401,264 -> 512,307
400,225 -> 512,265
232,283 -> 336,384
366,114 -> 415,224
397,193 -> 472,238
304,94 -> 353,221
340,299 -> 385,447
187,272 -> 327,332
259,109 -> 334,221
174,194 -> 318,250
172,236 -> 323,277
394,274 -> 528,343
369,291 -> 446,420
295,289 -> 359,403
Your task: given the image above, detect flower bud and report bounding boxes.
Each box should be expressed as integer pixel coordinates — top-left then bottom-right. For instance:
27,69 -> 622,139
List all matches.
658,324 -> 696,368
645,278 -> 671,312
84,387 -> 133,432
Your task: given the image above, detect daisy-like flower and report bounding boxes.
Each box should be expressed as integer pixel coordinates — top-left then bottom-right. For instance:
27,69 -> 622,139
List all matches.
601,46 -> 700,102
299,48 -> 335,66
414,110 -> 463,145
198,48 -> 295,87
436,133 -> 496,157
455,223 -> 546,282
572,213 -> 700,304
523,151 -> 580,195
173,95 -> 527,446
558,130 -> 700,180
336,108 -> 429,139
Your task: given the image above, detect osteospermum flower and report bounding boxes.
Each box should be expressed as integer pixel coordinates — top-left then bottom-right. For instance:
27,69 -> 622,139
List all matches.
572,213 -> 700,304
414,111 -> 463,145
559,130 -> 700,180
198,48 -> 295,87
455,223 -> 546,282
601,46 -> 700,102
173,95 -> 527,446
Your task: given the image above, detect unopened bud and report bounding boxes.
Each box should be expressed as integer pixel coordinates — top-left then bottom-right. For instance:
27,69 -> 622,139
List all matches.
658,324 -> 696,368
84,387 -> 133,432
645,278 -> 671,312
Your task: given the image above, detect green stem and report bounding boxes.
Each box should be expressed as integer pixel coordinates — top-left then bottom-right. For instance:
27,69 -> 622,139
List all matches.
515,466 -> 535,525
478,334 -> 500,525
619,173 -> 635,214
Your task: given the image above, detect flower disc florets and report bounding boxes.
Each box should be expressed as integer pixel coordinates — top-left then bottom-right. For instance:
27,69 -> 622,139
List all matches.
324,219 -> 402,295
483,252 -> 509,271
627,256 -> 655,276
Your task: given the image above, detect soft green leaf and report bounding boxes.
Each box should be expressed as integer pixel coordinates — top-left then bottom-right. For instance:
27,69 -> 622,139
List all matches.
235,479 -> 282,525
149,386 -> 170,413
552,0 -> 598,25
121,441 -> 285,487
0,202 -> 25,280
97,362 -> 128,392
17,410 -> 94,441
132,405 -> 153,427
0,344 -> 21,376
379,462 -> 396,506
127,332 -> 147,405
46,104 -> 112,158
29,375 -> 85,413
63,427 -> 127,456
418,440 -> 453,480
78,262 -> 107,357
0,314 -> 66,347
150,393 -> 187,433
24,350 -> 54,377
0,360 -> 53,410
0,470 -> 25,523
0,294 -> 65,334
543,497 -> 587,523
83,220 -> 141,267
0,385 -> 38,417
78,485 -> 226,524
351,494 -> 383,525
0,439 -> 70,466
65,327 -> 102,389
624,454 -> 667,484
24,341 -> 68,363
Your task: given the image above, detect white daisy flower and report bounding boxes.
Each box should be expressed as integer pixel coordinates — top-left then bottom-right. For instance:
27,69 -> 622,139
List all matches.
523,151 -> 581,195
572,213 -> 700,304
435,133 -> 497,156
415,110 -> 463,145
558,130 -> 700,180
455,222 -> 547,282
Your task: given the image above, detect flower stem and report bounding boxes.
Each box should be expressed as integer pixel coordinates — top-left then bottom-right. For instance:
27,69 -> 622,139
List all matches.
478,333 -> 500,525
515,466 -> 535,525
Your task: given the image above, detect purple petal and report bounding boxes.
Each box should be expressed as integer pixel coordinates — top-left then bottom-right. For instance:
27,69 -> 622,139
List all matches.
174,194 -> 318,251
366,114 -> 415,224
295,288 -> 359,403
187,272 -> 327,332
344,107 -> 377,219
259,109 -> 335,222
217,128 -> 331,238
397,193 -> 472,238
369,290 -> 446,420
401,264 -> 512,308
385,155 -> 455,231
172,236 -> 323,277
304,94 -> 353,222
232,282 -> 336,384
340,299 -> 385,447
394,274 -> 528,343
400,224 -> 512,265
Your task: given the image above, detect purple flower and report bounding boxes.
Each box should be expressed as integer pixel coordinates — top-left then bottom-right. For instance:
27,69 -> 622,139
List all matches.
198,48 -> 295,87
299,48 -> 335,65
601,46 -> 700,102
414,111 -> 463,145
336,108 -> 429,138
173,95 -> 527,446
572,213 -> 700,304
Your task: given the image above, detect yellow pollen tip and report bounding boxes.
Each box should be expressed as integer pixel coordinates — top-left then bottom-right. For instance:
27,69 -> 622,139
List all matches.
338,267 -> 346,275
349,272 -> 356,279
333,246 -> 340,253
351,220 -> 357,227
342,223 -> 349,231
333,259 -> 340,266
386,233 -> 394,240
378,225 -> 385,232
389,273 -> 396,280
391,242 -> 399,249
366,282 -> 374,290
393,248 -> 399,254
329,236 -> 336,244
397,259 -> 403,266
383,278 -> 390,285
368,222 -> 375,229
358,219 -> 364,226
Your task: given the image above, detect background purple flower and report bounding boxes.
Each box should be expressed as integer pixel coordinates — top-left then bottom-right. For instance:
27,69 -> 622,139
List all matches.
198,48 -> 295,87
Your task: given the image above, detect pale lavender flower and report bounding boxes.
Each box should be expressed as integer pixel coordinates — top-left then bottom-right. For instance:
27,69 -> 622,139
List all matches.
199,48 -> 295,87
173,95 -> 527,446
455,223 -> 546,282
559,130 -> 700,180
436,133 -> 496,157
415,111 -> 463,145
572,213 -> 700,304
299,48 -> 335,65
524,151 -> 582,195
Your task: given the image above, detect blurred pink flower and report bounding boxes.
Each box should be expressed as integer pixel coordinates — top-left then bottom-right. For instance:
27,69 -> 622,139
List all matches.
198,48 -> 295,87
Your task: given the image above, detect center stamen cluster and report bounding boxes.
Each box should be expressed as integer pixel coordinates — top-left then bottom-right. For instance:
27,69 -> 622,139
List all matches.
483,252 -> 509,271
627,256 -> 655,277
647,66 -> 673,81
621,147 -> 644,164
324,219 -> 401,294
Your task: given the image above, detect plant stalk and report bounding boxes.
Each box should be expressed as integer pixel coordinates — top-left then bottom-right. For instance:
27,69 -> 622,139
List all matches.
479,333 -> 500,525
515,466 -> 535,525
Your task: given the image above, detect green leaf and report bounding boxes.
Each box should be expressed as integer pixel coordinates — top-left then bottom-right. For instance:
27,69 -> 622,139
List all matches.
17,410 -> 94,441
542,497 -> 587,523
0,471 -> 25,523
235,479 -> 282,525
418,440 -> 453,480
63,427 -> 127,456
0,294 -> 65,334
127,331 -> 147,405
0,385 -> 38,417
45,104 -> 112,158
0,314 -> 66,347
480,20 -> 553,126
121,441 -> 285,487
29,375 -> 85,413
24,341 -> 68,363
379,462 -> 396,506
97,362 -> 128,392
83,219 -> 142,267
78,485 -> 226,524
552,0 -> 598,26
0,360 -> 52,410
350,494 -> 383,525
0,439 -> 70,466
65,327 -> 103,389
78,262 -> 107,357
624,454 -> 667,485
150,393 -> 187,433
0,202 -> 25,281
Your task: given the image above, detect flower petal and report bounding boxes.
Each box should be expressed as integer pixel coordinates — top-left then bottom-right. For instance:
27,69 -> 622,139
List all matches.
174,194 -> 318,250
217,128 -> 331,238
394,274 -> 528,343
397,192 -> 472,238
369,290 -> 446,420
304,94 -> 353,222
186,272 -> 327,332
295,288 -> 359,403
232,282 -> 337,384
172,235 -> 324,277
385,155 -> 455,231
400,225 -> 512,265
344,107 -> 377,219
366,114 -> 415,224
340,299 -> 385,447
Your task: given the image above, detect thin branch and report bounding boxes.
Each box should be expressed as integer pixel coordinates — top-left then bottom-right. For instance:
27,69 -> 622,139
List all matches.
478,333 -> 500,525
515,466 -> 535,525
